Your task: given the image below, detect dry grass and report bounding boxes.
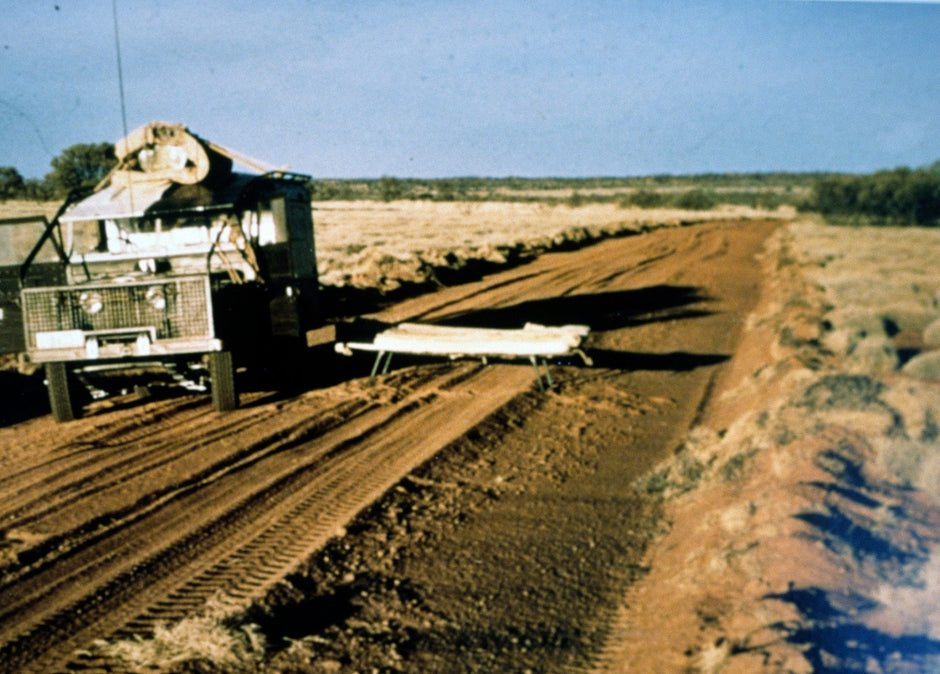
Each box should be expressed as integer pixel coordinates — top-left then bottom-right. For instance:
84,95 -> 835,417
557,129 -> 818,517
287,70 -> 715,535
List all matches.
313,200 -> 792,290
2,198 -> 790,292
87,608 -> 266,669
0,200 -> 60,220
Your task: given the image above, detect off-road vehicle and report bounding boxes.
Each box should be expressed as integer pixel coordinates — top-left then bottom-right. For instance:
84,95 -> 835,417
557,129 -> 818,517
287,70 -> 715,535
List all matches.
0,122 -> 319,421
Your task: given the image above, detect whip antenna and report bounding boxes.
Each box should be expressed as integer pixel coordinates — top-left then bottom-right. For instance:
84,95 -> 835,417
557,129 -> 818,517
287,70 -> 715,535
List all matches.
112,0 -> 130,154
111,0 -> 134,212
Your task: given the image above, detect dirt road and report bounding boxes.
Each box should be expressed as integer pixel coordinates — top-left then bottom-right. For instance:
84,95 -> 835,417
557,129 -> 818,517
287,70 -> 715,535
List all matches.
0,219 -> 776,671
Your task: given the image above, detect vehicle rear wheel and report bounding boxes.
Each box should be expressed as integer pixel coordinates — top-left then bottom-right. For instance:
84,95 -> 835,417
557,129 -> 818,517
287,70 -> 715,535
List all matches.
46,361 -> 79,422
209,350 -> 239,412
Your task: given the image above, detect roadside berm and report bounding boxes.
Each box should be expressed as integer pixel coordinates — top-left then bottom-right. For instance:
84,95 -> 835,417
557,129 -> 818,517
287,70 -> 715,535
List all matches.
594,220 -> 940,673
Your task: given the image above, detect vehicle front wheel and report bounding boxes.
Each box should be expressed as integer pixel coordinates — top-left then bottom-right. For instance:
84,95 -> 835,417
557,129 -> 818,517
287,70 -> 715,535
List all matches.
209,350 -> 239,412
45,361 -> 79,422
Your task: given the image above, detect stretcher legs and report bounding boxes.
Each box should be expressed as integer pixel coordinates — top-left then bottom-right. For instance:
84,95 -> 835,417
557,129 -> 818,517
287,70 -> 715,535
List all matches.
529,356 -> 554,391
368,350 -> 395,384
368,350 -> 557,391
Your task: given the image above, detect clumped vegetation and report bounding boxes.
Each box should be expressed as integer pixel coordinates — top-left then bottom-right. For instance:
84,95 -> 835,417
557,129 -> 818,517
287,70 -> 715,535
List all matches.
307,172 -> 813,210
804,161 -> 940,227
3,164 -> 806,211
1,142 -> 115,200
310,164 -> 940,220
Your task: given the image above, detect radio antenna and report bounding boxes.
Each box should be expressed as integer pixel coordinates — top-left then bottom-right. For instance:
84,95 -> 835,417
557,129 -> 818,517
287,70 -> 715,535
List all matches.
112,0 -> 130,155
111,0 -> 134,211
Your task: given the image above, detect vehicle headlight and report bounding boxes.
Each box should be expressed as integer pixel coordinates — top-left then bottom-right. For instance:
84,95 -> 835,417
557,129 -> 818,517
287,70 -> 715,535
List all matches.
145,285 -> 167,311
79,291 -> 104,314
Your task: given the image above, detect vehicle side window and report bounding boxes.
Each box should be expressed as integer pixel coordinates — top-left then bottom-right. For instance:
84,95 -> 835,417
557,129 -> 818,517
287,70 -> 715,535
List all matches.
0,221 -> 61,265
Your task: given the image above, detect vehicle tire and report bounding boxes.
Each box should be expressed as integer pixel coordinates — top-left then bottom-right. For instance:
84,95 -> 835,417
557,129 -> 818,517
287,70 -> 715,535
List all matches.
46,361 -> 79,422
209,350 -> 239,412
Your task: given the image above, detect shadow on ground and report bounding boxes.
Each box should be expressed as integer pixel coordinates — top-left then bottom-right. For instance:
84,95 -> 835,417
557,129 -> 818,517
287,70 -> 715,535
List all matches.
585,349 -> 729,372
766,585 -> 940,673
0,369 -> 48,427
1,285 -> 724,425
433,284 -> 713,331
761,430 -> 940,672
333,284 -> 726,380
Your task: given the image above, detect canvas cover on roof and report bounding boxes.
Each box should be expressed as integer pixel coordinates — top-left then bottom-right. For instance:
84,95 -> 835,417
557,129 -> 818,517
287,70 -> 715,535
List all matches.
60,179 -> 173,222
60,172 -> 267,223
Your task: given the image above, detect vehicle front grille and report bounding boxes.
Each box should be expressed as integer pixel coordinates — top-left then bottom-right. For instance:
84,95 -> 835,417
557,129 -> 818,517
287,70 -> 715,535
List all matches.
22,276 -> 213,349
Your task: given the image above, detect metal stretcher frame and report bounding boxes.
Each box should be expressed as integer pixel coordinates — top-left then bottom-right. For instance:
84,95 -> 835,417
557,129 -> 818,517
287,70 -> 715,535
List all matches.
335,322 -> 593,390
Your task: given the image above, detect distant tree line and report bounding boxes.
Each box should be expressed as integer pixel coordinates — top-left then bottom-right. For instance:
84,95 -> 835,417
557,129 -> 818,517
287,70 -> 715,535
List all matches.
308,173 -> 813,210
315,165 -> 940,222
0,142 -> 114,201
804,161 -> 940,226
5,142 -> 937,226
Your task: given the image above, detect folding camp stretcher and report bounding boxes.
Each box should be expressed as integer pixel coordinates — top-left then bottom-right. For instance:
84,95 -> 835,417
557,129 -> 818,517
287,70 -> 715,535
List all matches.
335,322 -> 593,390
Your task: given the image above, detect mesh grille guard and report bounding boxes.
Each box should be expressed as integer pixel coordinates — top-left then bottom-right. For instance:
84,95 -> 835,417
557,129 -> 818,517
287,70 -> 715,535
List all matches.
22,276 -> 213,351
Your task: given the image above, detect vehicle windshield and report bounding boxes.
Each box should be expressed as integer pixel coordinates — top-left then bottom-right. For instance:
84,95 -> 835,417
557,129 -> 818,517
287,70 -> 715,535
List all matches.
65,208 -> 278,258
101,214 -> 218,253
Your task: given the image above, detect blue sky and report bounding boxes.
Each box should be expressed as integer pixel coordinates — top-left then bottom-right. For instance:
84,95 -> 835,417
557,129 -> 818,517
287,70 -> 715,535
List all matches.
1,1 -> 938,179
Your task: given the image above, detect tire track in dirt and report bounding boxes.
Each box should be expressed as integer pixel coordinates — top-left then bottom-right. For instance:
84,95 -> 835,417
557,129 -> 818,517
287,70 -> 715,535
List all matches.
251,219 -> 780,673
0,219 -> 779,672
0,363 -> 535,672
0,407 -> 271,529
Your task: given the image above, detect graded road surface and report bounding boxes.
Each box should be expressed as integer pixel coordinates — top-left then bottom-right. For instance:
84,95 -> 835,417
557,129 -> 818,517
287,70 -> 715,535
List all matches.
0,219 -> 777,671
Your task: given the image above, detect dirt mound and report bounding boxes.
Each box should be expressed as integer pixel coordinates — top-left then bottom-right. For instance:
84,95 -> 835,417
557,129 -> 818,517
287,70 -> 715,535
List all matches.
595,220 -> 940,673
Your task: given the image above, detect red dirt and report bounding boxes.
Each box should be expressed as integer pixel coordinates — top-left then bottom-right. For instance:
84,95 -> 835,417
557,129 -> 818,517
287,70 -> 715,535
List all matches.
0,219 -> 791,671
